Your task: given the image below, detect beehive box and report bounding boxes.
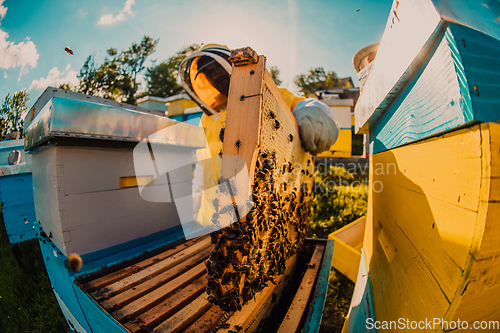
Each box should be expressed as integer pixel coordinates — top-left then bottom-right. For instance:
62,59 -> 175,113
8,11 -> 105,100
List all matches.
350,0 -> 500,330
0,139 -> 36,245
24,87 -> 204,257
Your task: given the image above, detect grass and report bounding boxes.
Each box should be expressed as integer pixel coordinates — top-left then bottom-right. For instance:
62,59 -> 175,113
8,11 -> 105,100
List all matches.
308,165 -> 368,332
0,211 -> 70,333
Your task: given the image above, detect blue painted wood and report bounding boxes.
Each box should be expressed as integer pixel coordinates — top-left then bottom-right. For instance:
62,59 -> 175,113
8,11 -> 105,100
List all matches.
0,173 -> 37,245
370,26 -> 473,154
346,250 -> 376,333
72,279 -> 128,333
369,21 -> 500,154
38,233 -> 93,333
448,22 -> 500,123
40,224 -> 185,332
77,225 -> 186,276
302,239 -> 334,333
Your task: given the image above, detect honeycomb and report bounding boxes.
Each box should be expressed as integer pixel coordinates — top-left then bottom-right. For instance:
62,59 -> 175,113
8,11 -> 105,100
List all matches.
206,68 -> 314,312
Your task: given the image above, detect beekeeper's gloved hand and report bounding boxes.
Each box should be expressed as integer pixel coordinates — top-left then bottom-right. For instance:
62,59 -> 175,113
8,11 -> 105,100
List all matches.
293,99 -> 340,155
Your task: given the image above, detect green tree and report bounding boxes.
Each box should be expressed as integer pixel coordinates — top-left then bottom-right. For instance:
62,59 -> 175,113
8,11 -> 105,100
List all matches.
295,67 -> 350,97
269,66 -> 282,86
58,83 -> 73,91
76,55 -> 101,95
76,36 -> 159,104
0,90 -> 29,140
145,44 -> 201,98
115,36 -> 159,104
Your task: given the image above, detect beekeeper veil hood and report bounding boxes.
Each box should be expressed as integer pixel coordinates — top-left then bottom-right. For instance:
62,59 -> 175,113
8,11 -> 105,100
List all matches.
180,44 -> 232,116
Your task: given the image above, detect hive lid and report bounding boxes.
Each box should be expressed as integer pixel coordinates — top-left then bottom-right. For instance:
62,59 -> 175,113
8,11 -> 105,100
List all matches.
24,87 -> 205,151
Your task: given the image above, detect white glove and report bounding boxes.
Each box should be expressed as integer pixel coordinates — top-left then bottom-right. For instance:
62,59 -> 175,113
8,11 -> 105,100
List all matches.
293,99 -> 340,155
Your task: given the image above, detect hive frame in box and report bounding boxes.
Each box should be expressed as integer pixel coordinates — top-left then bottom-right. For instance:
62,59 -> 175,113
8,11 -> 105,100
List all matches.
206,47 -> 315,311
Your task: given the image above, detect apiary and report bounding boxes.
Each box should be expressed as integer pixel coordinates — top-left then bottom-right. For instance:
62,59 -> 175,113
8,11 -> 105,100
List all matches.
27,66 -> 333,332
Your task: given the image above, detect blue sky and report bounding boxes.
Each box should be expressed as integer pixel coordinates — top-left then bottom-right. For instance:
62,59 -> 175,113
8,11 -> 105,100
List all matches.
0,0 -> 393,106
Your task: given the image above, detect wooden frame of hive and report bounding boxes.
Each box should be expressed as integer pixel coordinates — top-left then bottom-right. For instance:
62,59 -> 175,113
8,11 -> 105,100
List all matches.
206,47 -> 315,311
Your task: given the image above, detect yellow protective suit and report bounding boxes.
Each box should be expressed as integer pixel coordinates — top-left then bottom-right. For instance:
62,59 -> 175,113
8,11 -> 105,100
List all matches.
194,88 -> 305,225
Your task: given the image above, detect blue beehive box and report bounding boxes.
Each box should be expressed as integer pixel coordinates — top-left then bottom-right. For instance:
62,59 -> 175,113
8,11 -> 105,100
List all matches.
0,139 -> 36,245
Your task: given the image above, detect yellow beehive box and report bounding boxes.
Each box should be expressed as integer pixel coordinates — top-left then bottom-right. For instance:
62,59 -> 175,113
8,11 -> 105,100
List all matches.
328,216 -> 366,282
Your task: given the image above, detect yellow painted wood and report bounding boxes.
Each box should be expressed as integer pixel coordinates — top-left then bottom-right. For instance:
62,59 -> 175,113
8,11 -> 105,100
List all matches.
167,98 -> 198,116
317,129 -> 352,158
445,123 -> 500,329
364,123 -> 500,331
329,216 -> 366,281
119,176 -> 153,189
363,158 -> 374,268
377,228 -> 395,263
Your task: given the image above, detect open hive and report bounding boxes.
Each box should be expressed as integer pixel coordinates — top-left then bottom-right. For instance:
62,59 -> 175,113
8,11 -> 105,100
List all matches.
206,47 -> 315,311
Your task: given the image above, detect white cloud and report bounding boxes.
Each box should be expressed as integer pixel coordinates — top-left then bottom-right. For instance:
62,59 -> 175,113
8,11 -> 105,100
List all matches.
98,13 -> 126,25
79,8 -> 88,16
122,0 -> 135,15
0,30 -> 38,70
0,0 -> 6,22
28,65 -> 79,91
98,0 -> 135,26
0,1 -> 39,79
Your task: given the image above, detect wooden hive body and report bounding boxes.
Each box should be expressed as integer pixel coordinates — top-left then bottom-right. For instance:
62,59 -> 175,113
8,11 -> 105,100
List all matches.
206,49 -> 315,311
347,0 -> 500,331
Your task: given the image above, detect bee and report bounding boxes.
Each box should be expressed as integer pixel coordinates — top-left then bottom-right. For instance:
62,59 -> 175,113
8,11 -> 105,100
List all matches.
269,111 -> 276,119
67,253 -> 83,272
274,119 -> 280,130
64,46 -> 73,55
219,127 -> 225,142
219,323 -> 230,329
289,134 -> 294,142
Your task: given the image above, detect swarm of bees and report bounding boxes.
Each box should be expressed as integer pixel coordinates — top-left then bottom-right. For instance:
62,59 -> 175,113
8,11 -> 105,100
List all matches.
206,133 -> 313,311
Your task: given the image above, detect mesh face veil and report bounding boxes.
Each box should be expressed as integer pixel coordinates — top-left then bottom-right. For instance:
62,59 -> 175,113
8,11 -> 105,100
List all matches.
180,45 -> 232,116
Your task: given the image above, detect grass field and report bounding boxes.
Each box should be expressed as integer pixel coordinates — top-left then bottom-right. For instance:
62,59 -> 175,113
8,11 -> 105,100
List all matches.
309,165 -> 368,332
0,164 -> 366,333
0,213 -> 70,333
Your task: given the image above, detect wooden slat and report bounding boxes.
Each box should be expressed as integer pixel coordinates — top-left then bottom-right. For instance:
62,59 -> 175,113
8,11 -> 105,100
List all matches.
302,240 -> 335,333
91,237 -> 211,300
112,262 -> 206,321
217,254 -> 298,333
183,304 -> 227,333
151,293 -> 212,333
100,245 -> 212,310
277,244 -> 324,333
82,237 -> 204,291
124,275 -> 208,333
222,54 -> 265,180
